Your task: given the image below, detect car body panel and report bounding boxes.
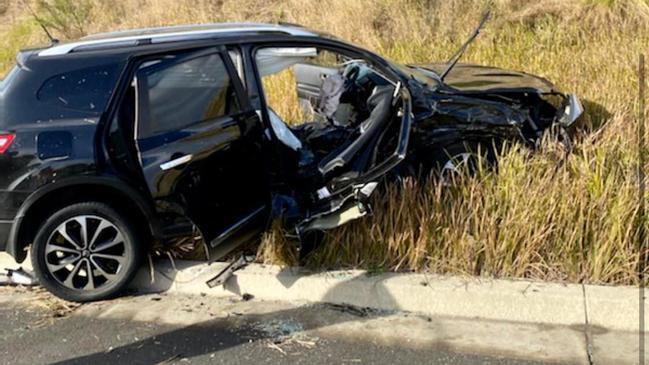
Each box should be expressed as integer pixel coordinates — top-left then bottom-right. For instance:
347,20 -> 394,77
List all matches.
398,62 -> 580,167
416,63 -> 557,94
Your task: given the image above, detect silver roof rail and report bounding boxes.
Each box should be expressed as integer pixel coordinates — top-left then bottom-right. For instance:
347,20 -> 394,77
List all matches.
38,23 -> 316,57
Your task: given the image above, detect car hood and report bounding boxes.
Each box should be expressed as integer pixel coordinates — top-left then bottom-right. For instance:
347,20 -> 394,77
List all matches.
415,63 -> 558,94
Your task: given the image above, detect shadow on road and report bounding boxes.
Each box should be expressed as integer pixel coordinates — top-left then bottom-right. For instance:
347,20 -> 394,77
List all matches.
52,306 -> 328,365
53,268 -> 419,365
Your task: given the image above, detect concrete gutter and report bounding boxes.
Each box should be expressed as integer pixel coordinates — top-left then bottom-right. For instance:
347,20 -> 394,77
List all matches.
1,253 -> 642,332
129,259 -> 644,333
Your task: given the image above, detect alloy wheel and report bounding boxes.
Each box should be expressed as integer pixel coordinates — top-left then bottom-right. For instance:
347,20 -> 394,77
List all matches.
44,215 -> 127,291
440,152 -> 476,185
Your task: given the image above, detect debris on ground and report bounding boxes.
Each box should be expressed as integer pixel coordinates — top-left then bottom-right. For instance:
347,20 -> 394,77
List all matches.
248,318 -> 318,355
242,293 -> 254,301
30,288 -> 82,322
324,303 -> 387,317
254,318 -> 304,341
0,267 -> 38,286
206,255 -> 254,288
266,342 -> 287,355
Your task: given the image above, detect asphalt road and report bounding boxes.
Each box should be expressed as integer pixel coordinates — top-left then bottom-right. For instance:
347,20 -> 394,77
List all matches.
0,287 -> 574,365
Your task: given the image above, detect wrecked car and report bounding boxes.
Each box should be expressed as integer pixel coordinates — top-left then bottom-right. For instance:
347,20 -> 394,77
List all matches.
0,21 -> 582,301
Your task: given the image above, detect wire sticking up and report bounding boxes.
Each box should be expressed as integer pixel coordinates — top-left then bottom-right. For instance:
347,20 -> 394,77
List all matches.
20,0 -> 59,45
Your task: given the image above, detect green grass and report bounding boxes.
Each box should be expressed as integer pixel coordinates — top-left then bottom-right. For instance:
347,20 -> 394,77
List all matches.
0,18 -> 42,77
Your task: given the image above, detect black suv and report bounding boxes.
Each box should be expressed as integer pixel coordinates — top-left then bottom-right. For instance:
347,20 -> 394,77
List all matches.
0,23 -> 581,302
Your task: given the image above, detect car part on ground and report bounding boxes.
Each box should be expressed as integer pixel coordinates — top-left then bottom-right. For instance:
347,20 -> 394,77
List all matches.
206,254 -> 255,288
0,267 -> 38,286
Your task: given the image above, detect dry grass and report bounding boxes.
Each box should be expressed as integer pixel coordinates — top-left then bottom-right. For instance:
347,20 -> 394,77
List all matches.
1,0 -> 647,284
261,68 -> 307,124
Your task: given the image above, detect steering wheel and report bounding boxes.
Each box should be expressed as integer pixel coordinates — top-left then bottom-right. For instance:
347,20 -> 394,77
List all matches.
343,63 -> 361,85
340,63 -> 373,123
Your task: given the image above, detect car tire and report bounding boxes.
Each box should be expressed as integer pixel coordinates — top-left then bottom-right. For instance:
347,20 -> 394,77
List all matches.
432,141 -> 495,184
31,202 -> 144,302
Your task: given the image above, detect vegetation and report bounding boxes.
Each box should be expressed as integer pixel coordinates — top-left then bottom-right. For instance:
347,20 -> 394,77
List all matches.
0,0 -> 647,285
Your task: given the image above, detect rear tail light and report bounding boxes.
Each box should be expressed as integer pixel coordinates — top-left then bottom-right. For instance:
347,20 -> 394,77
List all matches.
0,133 -> 15,154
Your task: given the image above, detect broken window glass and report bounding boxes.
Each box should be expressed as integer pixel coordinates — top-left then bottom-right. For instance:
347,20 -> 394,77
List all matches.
37,64 -> 121,113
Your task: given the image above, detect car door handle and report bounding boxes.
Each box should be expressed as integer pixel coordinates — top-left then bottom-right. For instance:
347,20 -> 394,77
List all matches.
160,154 -> 193,170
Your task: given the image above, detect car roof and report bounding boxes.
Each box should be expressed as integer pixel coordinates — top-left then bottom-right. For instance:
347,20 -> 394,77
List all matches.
37,23 -> 319,57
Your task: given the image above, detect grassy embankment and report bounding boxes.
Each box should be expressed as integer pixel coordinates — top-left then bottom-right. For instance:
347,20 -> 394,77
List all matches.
1,0 -> 647,285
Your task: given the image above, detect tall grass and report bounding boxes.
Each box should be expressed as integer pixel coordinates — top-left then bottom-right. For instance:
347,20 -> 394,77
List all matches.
1,0 -> 647,284
261,69 -> 307,124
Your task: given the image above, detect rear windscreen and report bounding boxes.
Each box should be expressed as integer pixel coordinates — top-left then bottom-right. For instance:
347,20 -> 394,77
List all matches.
37,63 -> 121,113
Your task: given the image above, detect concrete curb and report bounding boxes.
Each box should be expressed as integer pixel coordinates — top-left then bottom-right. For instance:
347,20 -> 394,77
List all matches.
129,259 -> 644,333
1,253 -> 642,332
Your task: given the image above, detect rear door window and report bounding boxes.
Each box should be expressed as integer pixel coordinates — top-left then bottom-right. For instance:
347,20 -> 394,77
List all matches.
137,52 -> 240,138
37,64 -> 121,113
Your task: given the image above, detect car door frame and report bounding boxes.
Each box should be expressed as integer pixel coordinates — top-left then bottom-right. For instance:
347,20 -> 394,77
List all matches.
244,37 -> 412,231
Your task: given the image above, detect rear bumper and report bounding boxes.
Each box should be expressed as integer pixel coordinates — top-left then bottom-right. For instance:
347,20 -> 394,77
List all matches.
0,220 -> 12,252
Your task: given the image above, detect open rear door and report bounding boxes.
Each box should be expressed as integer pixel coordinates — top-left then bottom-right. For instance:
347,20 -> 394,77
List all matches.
133,48 -> 270,260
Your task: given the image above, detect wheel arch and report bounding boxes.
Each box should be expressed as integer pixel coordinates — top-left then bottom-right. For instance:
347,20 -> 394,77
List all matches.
7,177 -> 160,263
408,125 -> 512,171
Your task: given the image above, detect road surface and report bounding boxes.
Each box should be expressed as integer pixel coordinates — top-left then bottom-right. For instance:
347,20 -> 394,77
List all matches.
0,286 -> 630,365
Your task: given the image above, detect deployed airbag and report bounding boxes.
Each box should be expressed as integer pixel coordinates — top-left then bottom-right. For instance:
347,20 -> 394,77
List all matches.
316,73 -> 345,121
256,47 -> 318,76
266,109 -> 303,151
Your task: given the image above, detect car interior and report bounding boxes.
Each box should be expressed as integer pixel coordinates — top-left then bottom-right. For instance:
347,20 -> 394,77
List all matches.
255,47 -> 399,192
